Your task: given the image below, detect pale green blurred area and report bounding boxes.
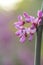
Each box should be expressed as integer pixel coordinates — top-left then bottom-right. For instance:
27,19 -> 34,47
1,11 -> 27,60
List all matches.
0,0 -> 43,65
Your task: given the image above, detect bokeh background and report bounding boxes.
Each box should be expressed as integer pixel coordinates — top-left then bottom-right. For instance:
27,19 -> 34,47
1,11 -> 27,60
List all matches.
0,0 -> 43,65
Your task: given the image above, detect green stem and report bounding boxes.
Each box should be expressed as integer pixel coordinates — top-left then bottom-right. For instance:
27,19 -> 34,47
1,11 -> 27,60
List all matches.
34,17 -> 43,65
34,1 -> 43,64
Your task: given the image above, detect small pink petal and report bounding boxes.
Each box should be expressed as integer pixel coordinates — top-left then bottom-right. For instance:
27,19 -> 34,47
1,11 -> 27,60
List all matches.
25,18 -> 31,23
15,31 -> 20,36
23,12 -> 29,18
38,19 -> 42,25
14,22 -> 24,29
37,10 -> 43,17
29,35 -> 33,41
26,28 -> 30,34
18,15 -> 22,21
30,28 -> 36,34
15,30 -> 23,37
30,16 -> 35,22
14,24 -> 20,29
23,12 -> 35,23
15,21 -> 23,26
20,36 -> 26,43
32,18 -> 38,24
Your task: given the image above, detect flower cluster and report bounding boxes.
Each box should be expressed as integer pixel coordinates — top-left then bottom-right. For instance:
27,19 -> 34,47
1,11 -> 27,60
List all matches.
14,10 -> 43,43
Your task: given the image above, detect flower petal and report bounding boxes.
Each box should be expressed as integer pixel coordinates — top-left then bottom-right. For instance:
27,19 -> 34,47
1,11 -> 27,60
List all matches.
37,10 -> 43,17
29,34 -> 33,41
18,15 -> 22,21
20,36 -> 26,43
23,12 -> 29,18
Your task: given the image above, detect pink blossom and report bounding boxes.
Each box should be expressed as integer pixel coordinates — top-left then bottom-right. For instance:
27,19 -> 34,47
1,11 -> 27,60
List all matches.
23,12 -> 35,23
30,25 -> 36,34
29,34 -> 33,41
23,12 -> 29,18
28,25 -> 36,41
15,30 -> 22,36
37,10 -> 43,18
14,15 -> 25,29
15,27 -> 28,43
14,22 -> 24,29
14,10 -> 43,43
20,35 -> 26,43
18,15 -> 22,21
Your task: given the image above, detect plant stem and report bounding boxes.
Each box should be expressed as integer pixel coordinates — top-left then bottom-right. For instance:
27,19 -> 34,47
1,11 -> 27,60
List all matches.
34,18 -> 43,65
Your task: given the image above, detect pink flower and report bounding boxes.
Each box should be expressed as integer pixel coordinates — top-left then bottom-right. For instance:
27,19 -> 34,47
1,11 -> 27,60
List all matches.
30,25 -> 36,34
32,17 -> 41,27
14,15 -> 25,29
20,35 -> 26,43
14,22 -> 24,29
28,25 -> 36,41
37,10 -> 43,18
14,10 -> 43,43
29,34 -> 33,41
18,15 -> 22,21
23,12 -> 29,18
15,27 -> 28,43
15,30 -> 22,36
23,12 -> 35,23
